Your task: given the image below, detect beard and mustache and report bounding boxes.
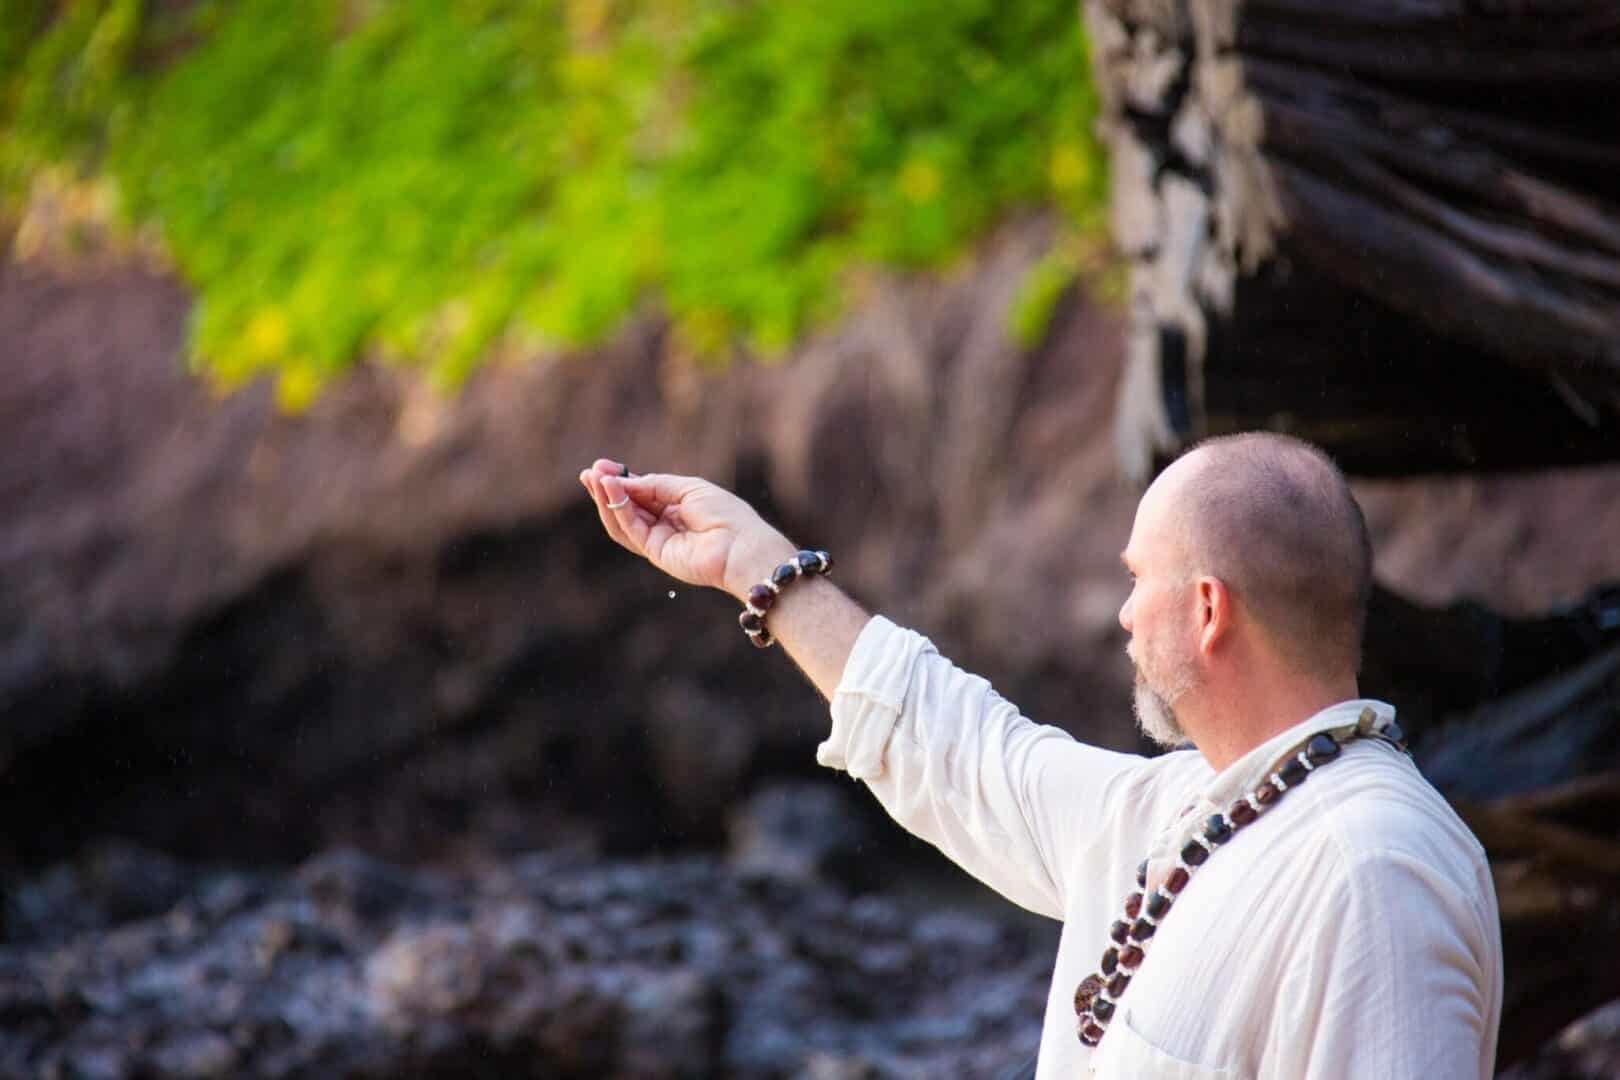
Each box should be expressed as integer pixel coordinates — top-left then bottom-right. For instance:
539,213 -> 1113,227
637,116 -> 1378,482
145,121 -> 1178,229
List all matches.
1127,630 -> 1198,750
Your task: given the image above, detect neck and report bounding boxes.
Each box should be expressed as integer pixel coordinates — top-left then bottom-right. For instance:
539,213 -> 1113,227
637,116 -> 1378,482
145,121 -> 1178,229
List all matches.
1179,672 -> 1360,773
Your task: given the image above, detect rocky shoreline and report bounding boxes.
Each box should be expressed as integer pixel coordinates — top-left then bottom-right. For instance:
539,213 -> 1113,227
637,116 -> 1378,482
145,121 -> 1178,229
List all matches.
1,786 -> 1053,1080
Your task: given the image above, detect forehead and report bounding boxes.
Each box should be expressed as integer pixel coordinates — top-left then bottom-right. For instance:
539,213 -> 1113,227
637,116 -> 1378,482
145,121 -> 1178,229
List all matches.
1123,482 -> 1173,566
1124,455 -> 1200,566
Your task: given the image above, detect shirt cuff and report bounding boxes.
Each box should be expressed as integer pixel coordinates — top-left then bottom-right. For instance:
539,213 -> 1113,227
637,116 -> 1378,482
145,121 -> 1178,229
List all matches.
816,614 -> 935,779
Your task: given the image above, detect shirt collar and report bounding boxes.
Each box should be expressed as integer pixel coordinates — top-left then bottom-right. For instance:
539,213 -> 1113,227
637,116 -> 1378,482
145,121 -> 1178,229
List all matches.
1201,698 -> 1397,810
1145,699 -> 1399,866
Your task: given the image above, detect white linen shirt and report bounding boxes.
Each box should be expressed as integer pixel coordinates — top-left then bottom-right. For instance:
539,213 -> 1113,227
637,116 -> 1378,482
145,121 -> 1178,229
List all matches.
818,616 -> 1503,1079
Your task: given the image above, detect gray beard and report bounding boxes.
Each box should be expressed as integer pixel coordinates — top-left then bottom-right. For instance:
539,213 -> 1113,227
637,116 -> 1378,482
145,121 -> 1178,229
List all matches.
1133,680 -> 1188,750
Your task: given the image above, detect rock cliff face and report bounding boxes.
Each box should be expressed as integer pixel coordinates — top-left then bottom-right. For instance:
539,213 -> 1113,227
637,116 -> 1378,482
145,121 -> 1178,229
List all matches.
9,217 -> 1620,866
7,221 -> 1620,1075
0,220 -> 1147,870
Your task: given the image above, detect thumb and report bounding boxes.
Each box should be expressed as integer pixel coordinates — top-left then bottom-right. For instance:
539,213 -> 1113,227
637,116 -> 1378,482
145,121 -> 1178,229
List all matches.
618,472 -> 699,515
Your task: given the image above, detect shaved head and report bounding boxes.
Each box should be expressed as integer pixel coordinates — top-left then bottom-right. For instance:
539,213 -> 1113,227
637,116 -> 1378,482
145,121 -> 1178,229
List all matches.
1159,433 -> 1372,676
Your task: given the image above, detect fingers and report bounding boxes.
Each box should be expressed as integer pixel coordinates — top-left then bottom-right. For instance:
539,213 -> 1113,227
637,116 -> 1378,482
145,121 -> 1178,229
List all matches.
600,473 -> 653,550
586,460 -> 701,518
580,469 -> 642,554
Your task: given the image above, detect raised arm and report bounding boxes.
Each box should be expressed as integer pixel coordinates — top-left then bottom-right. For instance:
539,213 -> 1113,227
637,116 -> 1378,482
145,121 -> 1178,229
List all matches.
580,460 -> 1157,920
579,460 -> 866,698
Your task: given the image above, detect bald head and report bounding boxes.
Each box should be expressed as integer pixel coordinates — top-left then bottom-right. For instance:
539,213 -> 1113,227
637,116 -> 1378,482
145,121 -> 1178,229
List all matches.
1155,433 -> 1372,676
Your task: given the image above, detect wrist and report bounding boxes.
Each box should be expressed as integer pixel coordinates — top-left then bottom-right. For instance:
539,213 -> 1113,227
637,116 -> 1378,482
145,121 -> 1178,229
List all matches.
724,530 -> 798,602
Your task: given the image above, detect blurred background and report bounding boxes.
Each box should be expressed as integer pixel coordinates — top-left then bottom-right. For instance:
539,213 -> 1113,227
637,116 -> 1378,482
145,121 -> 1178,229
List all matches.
2,1 -> 1619,1076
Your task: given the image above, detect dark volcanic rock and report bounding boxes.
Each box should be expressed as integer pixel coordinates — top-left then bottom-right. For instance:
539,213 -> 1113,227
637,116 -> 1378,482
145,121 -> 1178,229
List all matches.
1501,999 -> 1620,1080
728,782 -> 882,892
0,842 -> 1052,1079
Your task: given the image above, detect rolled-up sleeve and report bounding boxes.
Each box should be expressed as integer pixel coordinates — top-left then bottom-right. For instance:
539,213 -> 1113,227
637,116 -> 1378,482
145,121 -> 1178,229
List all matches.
819,615 -> 1150,920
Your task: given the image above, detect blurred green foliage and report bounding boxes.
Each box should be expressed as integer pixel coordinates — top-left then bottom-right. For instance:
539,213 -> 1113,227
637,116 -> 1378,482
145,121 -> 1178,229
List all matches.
1,0 -> 1105,401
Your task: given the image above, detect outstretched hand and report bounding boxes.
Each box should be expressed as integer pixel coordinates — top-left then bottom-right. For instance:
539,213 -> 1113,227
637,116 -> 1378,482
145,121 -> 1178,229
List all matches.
581,458 -> 870,699
579,460 -> 794,600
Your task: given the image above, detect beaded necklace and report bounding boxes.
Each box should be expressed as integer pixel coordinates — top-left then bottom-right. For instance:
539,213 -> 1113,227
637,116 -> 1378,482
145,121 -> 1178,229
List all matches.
1073,708 -> 1406,1047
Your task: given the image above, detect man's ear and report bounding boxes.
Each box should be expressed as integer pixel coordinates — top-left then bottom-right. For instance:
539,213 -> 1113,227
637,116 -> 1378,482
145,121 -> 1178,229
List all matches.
1195,576 -> 1231,655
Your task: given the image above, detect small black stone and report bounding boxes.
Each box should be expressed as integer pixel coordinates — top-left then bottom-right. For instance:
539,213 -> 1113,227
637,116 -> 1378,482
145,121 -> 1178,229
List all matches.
815,550 -> 834,573
1204,814 -> 1233,845
1144,891 -> 1170,919
1136,860 -> 1148,888
1304,733 -> 1341,765
1180,839 -> 1210,866
1101,946 -> 1119,975
1092,997 -> 1115,1022
1130,917 -> 1156,941
1279,757 -> 1309,786
797,550 -> 822,574
739,610 -> 764,632
1109,920 -> 1130,945
771,563 -> 799,588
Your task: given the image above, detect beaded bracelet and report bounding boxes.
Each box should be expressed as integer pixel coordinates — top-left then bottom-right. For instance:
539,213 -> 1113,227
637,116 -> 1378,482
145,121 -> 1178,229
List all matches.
738,549 -> 833,647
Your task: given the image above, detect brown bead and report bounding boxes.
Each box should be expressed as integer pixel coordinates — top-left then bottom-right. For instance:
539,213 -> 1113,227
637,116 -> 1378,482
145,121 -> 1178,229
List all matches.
1100,947 -> 1118,975
748,584 -> 777,612
1080,1022 -> 1105,1046
1165,867 -> 1189,894
1254,780 -> 1282,805
1228,800 -> 1258,826
1123,891 -> 1143,919
1118,944 -> 1144,969
1074,974 -> 1102,1014
1109,920 -> 1130,945
1180,839 -> 1209,866
1106,971 -> 1131,998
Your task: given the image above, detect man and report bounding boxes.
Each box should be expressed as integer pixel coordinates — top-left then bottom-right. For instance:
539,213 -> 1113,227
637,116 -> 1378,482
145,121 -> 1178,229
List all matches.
579,432 -> 1503,1078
